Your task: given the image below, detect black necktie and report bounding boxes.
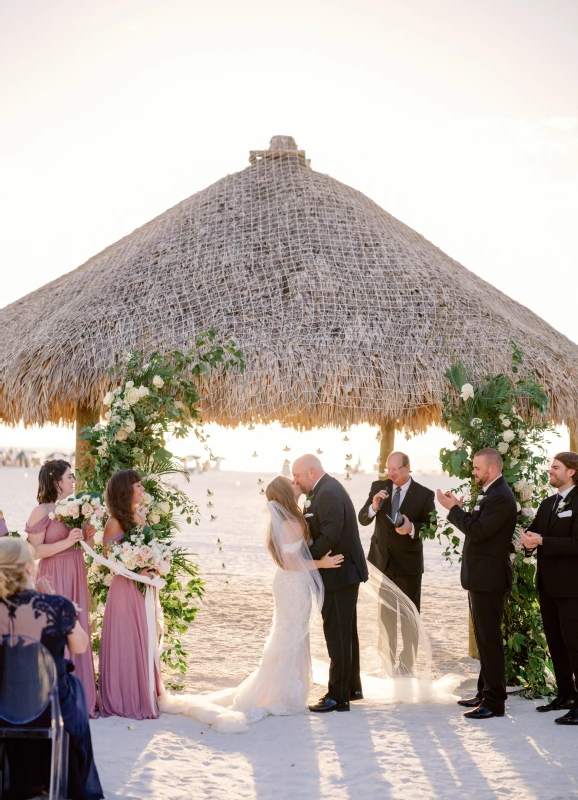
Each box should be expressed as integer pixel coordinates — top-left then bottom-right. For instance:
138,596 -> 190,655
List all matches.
552,494 -> 564,514
391,487 -> 402,519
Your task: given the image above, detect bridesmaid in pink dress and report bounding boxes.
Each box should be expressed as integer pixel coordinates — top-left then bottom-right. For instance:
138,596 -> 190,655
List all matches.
25,459 -> 98,716
99,469 -> 161,719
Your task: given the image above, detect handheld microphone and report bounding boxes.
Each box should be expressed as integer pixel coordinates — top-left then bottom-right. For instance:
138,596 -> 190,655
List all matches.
377,491 -> 389,511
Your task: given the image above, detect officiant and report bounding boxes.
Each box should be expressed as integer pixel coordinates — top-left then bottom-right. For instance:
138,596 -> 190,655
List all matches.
358,451 -> 435,672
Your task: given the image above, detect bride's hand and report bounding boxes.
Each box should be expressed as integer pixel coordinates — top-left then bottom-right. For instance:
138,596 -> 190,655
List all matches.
318,550 -> 344,569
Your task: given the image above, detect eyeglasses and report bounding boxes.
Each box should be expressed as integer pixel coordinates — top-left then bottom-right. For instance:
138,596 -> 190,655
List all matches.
386,466 -> 407,474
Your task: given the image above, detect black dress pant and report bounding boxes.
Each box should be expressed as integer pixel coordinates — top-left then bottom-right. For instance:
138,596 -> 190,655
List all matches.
539,589 -> 578,701
380,573 -> 422,672
469,590 -> 507,714
321,582 -> 361,703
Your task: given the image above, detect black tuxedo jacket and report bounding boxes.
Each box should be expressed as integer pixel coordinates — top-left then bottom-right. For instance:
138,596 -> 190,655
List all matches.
358,478 -> 435,577
448,475 -> 517,593
529,485 -> 578,597
307,473 -> 369,593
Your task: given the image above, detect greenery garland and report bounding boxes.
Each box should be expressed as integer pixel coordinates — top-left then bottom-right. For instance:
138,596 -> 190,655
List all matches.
437,342 -> 556,696
79,329 -> 244,675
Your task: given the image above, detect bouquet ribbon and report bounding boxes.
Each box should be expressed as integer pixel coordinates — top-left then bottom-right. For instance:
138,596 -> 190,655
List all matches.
80,541 -> 166,709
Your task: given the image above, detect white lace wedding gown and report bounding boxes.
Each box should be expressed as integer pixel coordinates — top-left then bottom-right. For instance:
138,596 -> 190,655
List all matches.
160,510 -> 322,733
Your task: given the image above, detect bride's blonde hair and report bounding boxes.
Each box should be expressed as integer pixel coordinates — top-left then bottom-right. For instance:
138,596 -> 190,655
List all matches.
265,477 -> 308,568
0,538 -> 34,600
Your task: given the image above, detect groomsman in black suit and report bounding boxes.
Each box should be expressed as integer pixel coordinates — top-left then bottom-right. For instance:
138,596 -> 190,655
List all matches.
521,451 -> 578,725
292,455 -> 369,712
358,451 -> 435,671
437,448 -> 517,719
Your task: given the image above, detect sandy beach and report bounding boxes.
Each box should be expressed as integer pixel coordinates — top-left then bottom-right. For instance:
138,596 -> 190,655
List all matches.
1,467 -> 576,800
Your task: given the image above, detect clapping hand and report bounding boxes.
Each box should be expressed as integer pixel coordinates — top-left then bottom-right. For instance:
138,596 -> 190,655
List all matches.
436,489 -> 464,511
520,530 -> 542,549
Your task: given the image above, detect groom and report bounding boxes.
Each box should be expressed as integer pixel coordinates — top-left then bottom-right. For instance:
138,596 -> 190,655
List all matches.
293,455 -> 369,712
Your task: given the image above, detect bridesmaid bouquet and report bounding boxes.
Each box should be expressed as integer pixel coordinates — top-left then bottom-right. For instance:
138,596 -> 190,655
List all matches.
108,525 -> 173,581
50,492 -> 107,545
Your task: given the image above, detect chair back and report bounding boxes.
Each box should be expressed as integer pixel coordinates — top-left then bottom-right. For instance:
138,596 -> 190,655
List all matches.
0,634 -> 57,724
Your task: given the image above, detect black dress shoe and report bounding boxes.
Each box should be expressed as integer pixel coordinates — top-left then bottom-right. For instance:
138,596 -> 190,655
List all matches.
555,708 -> 578,725
309,697 -> 350,713
457,696 -> 483,708
536,696 -> 575,712
350,691 -> 364,701
463,705 -> 504,719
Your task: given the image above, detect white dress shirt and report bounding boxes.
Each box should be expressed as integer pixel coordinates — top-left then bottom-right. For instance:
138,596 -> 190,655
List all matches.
368,477 -> 415,537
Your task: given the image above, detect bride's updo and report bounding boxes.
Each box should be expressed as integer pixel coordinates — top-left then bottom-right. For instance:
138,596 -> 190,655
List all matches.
0,538 -> 34,600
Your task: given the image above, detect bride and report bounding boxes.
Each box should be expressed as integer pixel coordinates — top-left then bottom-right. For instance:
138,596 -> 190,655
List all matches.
160,476 -> 343,732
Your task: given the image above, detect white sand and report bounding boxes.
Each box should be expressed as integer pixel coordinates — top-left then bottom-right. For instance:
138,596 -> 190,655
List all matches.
1,468 -> 576,800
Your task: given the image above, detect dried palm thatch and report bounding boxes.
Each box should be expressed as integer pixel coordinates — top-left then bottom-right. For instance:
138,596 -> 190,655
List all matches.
1,135 -> 577,434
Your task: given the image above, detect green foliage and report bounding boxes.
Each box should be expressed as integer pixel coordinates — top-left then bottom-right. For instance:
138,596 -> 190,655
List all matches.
79,330 -> 244,673
439,341 -> 556,696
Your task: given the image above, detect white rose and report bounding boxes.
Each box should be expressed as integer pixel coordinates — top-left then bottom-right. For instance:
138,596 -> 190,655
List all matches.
149,513 -> 160,525
70,504 -> 80,518
152,375 -> 164,388
142,492 -> 152,506
501,418 -> 511,428
470,418 -> 483,427
90,497 -> 100,507
125,380 -> 134,389
159,502 -> 170,514
114,386 -> 122,395
124,418 -> 136,433
103,572 -> 114,587
48,512 -> 55,520
103,391 -> 115,406
521,507 -> 535,518
126,388 -> 142,406
111,415 -> 122,425
508,458 -> 519,468
138,385 -> 149,398
454,438 -> 464,449
497,441 -> 509,454
81,503 -> 93,517
511,447 -> 520,457
303,499 -> 311,509
104,410 -> 111,421
502,429 -> 515,443
459,383 -> 474,401
115,430 -> 128,442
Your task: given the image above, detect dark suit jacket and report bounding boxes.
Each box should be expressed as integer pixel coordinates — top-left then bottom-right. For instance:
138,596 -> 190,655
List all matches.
358,478 -> 435,577
448,475 -> 517,593
529,485 -> 578,597
307,473 -> 369,592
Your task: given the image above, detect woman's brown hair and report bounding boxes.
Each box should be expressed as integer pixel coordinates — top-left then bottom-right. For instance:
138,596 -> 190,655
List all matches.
37,459 -> 71,504
554,452 -> 578,485
104,470 -> 142,532
265,477 -> 309,568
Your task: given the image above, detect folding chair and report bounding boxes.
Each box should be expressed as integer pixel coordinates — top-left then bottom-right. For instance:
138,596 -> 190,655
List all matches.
0,635 -> 69,799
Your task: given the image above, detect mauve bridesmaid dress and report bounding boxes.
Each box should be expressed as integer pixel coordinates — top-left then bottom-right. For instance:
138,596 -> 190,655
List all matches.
25,511 -> 98,716
98,528 -> 160,719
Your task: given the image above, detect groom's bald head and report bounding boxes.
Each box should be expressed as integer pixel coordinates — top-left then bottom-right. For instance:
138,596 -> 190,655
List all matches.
292,454 -> 325,493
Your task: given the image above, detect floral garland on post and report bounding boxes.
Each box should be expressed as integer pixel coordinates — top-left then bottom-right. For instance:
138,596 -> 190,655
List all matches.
438,342 -> 556,697
79,329 -> 245,675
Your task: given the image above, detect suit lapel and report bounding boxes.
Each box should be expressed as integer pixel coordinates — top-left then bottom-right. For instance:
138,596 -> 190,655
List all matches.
399,479 -> 414,514
547,486 -> 577,532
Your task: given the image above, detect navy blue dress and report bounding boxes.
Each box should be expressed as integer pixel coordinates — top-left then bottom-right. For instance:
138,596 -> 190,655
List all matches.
0,590 -> 103,800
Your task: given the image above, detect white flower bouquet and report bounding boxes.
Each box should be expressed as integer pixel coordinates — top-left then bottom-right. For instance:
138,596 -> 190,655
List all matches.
50,492 -> 107,546
108,525 -> 173,583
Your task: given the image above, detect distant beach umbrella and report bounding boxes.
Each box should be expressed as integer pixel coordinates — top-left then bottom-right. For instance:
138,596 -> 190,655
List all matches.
0,134 -> 577,448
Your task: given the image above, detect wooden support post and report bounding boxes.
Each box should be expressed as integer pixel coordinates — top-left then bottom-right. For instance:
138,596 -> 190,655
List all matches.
378,422 -> 395,475
570,425 -> 578,454
75,403 -> 99,488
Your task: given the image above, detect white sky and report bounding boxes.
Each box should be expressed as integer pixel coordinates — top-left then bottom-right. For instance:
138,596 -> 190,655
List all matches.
1,0 -> 576,469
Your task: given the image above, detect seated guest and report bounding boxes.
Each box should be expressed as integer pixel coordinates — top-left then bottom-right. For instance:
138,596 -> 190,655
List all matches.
0,538 -> 103,800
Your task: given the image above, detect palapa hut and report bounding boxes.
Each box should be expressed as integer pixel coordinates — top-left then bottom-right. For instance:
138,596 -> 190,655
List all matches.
1,135 -> 577,469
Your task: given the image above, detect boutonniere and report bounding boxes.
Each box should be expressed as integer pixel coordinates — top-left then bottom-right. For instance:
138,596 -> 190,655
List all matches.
476,494 -> 484,503
558,500 -> 567,513
303,493 -> 314,510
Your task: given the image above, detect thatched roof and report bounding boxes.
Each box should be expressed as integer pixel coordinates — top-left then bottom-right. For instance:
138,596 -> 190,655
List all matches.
1,135 -> 577,432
